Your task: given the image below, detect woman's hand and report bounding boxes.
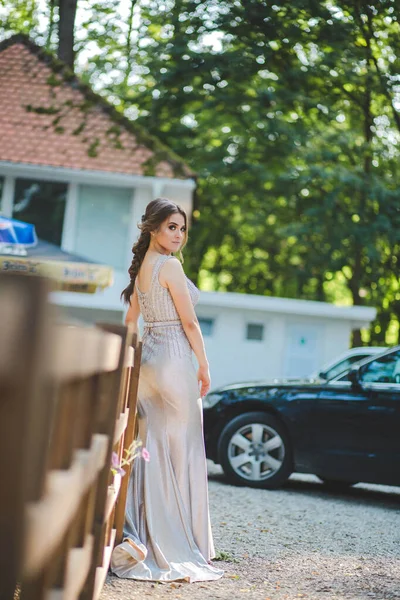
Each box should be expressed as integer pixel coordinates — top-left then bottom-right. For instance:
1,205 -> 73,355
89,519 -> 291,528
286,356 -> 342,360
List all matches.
197,364 -> 211,398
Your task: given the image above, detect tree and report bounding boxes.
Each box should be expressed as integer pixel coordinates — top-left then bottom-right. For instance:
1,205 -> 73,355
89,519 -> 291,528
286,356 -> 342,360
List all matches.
57,0 -> 78,68
0,0 -> 78,69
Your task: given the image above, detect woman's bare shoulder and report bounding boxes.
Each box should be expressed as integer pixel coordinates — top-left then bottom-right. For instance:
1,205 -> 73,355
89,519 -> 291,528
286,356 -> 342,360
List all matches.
163,256 -> 183,270
160,256 -> 185,282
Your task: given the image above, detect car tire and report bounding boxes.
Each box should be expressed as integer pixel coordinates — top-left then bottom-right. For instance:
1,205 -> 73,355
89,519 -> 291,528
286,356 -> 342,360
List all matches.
218,412 -> 293,489
318,477 -> 358,491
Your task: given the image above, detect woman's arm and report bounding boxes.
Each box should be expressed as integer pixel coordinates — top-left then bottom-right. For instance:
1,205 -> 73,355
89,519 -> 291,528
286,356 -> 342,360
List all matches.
124,287 -> 140,333
161,258 -> 210,397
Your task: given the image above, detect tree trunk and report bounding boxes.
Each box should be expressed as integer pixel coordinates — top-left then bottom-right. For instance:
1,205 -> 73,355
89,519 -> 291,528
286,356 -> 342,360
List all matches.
58,0 -> 78,70
123,0 -> 138,88
46,0 -> 56,50
350,264 -> 363,347
351,329 -> 363,347
316,274 -> 325,302
350,5 -> 375,348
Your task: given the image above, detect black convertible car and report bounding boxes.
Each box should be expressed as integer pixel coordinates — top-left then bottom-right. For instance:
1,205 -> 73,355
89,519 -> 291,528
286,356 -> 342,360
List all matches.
203,345 -> 400,489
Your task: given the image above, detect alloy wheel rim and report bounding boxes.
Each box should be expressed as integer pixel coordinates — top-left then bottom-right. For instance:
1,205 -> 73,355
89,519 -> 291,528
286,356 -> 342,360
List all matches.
227,423 -> 285,481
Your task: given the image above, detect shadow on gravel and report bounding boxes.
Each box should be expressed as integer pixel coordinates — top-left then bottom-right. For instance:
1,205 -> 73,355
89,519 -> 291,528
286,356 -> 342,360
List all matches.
207,468 -> 400,510
282,478 -> 400,510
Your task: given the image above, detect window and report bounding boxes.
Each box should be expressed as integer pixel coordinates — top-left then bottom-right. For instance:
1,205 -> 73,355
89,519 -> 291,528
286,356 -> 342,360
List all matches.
198,318 -> 214,337
246,323 -> 264,341
13,178 -> 67,246
75,185 -> 131,270
325,354 -> 370,381
359,350 -> 400,384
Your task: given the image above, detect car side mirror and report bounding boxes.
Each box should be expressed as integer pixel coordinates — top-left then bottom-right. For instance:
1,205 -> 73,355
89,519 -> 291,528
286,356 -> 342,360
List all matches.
319,371 -> 327,380
348,366 -> 361,387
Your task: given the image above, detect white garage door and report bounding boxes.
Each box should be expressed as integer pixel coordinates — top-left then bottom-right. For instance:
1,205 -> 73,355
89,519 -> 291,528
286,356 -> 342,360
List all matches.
284,323 -> 322,378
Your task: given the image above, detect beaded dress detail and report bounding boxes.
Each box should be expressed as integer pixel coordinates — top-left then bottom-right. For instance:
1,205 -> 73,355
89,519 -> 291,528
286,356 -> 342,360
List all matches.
111,253 -> 223,583
137,254 -> 200,360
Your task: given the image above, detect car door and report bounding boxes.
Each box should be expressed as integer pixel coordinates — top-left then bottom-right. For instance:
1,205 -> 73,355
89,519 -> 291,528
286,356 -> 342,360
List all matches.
310,348 -> 400,484
308,380 -> 371,480
354,350 -> 400,485
277,383 -> 330,472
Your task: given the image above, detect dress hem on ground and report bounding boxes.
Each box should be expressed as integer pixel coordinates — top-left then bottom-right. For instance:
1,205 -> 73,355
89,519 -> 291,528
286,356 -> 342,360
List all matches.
111,538 -> 224,583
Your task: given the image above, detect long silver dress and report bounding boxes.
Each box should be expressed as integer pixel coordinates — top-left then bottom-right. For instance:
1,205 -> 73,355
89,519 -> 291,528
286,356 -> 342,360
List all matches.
111,254 -> 223,583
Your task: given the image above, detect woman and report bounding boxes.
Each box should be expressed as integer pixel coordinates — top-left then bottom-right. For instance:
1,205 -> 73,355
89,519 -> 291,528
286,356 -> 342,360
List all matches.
111,198 -> 223,583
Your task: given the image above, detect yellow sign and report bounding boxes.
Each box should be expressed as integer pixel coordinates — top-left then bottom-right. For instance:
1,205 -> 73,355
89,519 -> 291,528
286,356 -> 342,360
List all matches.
0,256 -> 113,293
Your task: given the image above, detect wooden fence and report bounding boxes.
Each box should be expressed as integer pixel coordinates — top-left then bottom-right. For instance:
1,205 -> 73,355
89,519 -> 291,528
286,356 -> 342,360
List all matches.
0,273 -> 141,600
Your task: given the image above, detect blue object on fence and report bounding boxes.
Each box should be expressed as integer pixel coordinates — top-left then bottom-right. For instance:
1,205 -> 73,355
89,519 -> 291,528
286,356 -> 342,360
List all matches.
0,216 -> 38,247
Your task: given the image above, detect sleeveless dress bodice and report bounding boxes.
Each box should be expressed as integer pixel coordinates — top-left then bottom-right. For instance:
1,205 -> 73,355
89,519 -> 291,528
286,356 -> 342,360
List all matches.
136,254 -> 200,360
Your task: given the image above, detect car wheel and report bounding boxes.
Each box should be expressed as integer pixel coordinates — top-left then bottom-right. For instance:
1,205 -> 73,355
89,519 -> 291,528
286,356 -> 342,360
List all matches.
318,477 -> 358,491
218,412 -> 292,489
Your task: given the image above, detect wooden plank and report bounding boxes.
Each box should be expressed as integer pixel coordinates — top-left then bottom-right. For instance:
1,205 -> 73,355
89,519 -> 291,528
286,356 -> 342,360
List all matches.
114,337 -> 142,545
75,434 -> 109,484
81,324 -> 131,599
0,275 -> 50,600
104,475 -> 122,525
47,534 -> 94,600
23,463 -> 83,577
124,345 -> 134,368
24,429 -> 111,578
113,410 -> 129,445
52,326 -> 121,381
93,529 -> 116,600
96,323 -> 134,415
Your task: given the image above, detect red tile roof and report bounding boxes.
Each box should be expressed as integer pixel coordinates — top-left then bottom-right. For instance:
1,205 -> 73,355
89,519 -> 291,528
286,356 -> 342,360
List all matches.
0,35 -> 193,179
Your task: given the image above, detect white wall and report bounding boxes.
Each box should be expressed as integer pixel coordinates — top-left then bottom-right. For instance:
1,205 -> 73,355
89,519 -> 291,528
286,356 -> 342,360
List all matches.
320,320 -> 350,364
162,184 -> 193,221
197,307 -> 281,387
196,305 -> 355,390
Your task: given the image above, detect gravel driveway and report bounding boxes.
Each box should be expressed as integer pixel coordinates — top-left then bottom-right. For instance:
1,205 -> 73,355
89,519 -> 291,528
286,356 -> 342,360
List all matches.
101,461 -> 400,600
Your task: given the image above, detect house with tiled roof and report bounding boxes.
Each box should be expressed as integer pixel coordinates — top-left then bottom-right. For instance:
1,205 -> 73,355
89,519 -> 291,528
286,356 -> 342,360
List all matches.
0,34 -> 195,323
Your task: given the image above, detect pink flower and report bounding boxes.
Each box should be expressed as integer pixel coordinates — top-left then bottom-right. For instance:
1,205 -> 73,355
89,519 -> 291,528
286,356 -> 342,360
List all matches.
141,448 -> 150,462
111,452 -> 120,468
111,451 -> 126,477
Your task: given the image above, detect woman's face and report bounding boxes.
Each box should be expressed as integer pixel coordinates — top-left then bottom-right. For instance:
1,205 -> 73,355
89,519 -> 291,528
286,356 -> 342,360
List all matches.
153,212 -> 187,254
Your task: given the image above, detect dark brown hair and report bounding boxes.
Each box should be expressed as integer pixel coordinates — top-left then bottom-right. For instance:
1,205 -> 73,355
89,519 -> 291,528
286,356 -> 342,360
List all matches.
121,197 -> 188,304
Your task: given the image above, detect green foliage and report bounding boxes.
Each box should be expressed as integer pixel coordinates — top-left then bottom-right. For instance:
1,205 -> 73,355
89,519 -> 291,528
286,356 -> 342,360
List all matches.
87,137 -> 100,157
1,0 -> 400,343
213,549 -> 236,562
0,0 -> 41,37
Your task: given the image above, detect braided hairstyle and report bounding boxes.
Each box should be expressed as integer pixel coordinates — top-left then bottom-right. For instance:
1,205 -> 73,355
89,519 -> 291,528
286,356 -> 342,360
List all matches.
121,197 -> 188,304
